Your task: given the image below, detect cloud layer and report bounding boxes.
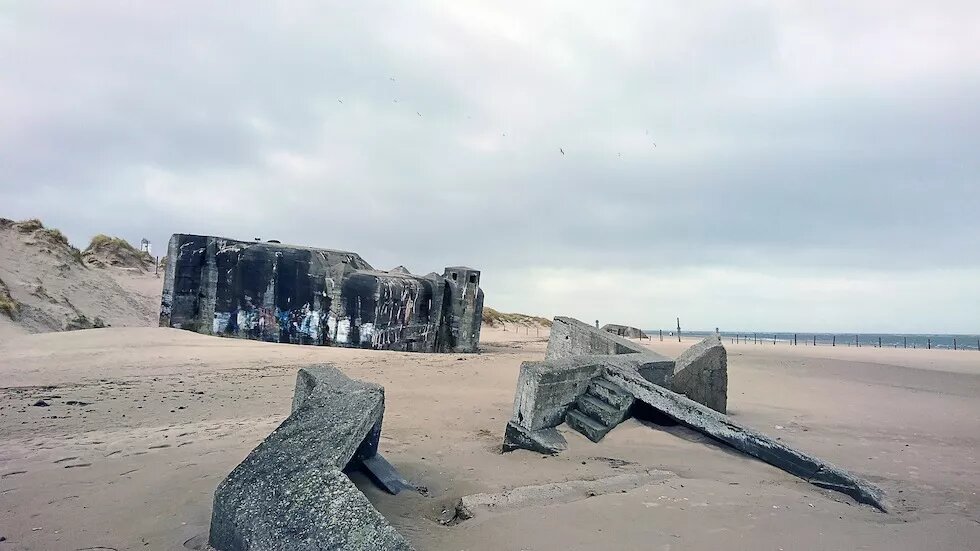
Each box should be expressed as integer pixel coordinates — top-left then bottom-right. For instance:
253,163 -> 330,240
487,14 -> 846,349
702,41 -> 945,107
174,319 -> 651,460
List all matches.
2,1 -> 978,332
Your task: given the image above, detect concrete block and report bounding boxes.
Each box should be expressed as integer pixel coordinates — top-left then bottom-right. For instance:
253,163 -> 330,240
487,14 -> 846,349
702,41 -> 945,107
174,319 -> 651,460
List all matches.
502,422 -> 568,455
546,316 -> 647,359
510,360 -> 603,431
604,365 -> 888,512
670,334 -> 728,413
209,366 -> 414,551
360,454 -> 415,495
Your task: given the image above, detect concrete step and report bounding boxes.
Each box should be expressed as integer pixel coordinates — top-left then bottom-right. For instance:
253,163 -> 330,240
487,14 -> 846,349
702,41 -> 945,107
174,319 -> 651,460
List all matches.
588,377 -> 634,410
577,394 -> 627,427
565,409 -> 611,443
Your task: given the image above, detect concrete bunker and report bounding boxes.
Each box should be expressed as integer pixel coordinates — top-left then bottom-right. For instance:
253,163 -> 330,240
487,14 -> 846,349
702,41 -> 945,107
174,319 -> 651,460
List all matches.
209,365 -> 415,551
502,316 -> 888,512
159,234 -> 483,353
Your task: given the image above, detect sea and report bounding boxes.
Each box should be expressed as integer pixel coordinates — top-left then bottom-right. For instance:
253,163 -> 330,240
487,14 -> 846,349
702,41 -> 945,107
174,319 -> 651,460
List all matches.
644,330 -> 980,351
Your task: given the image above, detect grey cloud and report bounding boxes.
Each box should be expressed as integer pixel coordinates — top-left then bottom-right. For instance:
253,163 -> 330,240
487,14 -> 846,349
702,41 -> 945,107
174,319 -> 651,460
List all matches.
1,1 -> 979,329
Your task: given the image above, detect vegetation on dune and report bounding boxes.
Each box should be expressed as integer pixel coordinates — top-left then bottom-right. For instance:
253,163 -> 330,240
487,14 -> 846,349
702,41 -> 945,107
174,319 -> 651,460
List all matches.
0,277 -> 19,320
85,234 -> 141,254
83,234 -> 153,269
4,218 -> 85,264
13,218 -> 44,233
482,307 -> 552,327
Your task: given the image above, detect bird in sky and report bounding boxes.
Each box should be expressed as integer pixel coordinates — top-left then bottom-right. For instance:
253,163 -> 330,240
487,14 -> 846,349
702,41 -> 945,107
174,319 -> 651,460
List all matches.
337,98 -> 343,103
389,77 -> 396,82
393,99 -> 398,103
416,111 -> 421,117
560,148 -> 565,155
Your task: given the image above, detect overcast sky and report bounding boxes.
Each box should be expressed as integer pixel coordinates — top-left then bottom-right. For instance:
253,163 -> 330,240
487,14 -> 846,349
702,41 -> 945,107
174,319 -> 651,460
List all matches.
2,1 -> 978,333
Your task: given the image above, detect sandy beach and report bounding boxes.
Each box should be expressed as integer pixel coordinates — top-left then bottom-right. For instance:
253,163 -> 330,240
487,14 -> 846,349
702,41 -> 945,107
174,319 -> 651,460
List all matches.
1,325 -> 978,550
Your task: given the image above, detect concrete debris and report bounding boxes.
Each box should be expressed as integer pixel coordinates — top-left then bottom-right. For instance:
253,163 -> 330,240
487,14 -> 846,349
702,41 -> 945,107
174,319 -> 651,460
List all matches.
502,315 -> 888,512
160,234 -> 483,353
453,470 -> 673,523
670,333 -> 728,413
600,323 -> 648,339
209,366 -> 414,551
502,422 -> 567,454
606,366 -> 889,512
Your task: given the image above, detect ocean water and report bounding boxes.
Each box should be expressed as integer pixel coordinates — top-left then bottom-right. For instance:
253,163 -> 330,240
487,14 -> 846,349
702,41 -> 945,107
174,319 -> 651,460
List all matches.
644,330 -> 980,351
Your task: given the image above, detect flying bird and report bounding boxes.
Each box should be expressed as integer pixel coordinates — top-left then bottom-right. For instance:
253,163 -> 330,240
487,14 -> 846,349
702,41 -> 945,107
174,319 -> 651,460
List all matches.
416,111 -> 421,117
560,148 -> 565,155
337,98 -> 343,103
389,77 -> 396,82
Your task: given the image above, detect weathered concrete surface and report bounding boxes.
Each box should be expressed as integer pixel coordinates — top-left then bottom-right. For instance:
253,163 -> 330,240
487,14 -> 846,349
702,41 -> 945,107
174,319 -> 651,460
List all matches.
160,234 -> 483,353
209,366 -> 414,551
501,422 -> 567,454
504,317 -> 673,450
503,316 -> 886,511
670,334 -> 728,413
600,323 -> 648,339
509,360 -> 603,431
547,316 -> 647,359
564,376 -> 634,442
604,365 -> 889,512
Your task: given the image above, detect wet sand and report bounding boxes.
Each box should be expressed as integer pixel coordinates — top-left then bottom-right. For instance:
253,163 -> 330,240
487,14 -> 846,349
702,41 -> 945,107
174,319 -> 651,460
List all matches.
1,327 -> 978,550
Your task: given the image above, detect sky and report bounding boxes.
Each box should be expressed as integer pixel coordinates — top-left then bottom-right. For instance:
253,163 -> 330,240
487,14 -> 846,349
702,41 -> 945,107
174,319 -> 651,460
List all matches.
1,1 -> 978,333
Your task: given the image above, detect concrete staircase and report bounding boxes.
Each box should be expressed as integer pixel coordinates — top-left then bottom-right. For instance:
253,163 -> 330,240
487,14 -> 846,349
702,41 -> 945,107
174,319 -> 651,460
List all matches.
565,377 -> 634,442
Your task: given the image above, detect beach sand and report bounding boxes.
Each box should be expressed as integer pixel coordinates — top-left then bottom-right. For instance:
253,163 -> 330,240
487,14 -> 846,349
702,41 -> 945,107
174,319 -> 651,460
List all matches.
1,327 -> 978,550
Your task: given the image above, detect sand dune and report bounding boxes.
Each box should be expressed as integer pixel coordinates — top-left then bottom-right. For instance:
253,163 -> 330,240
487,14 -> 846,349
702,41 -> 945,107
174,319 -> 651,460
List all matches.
0,219 -> 162,337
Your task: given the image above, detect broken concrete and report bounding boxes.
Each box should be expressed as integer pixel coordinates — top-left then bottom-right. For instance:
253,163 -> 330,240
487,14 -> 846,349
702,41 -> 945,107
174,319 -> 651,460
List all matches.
547,316 -> 647,359
502,316 -> 888,512
670,333 -> 728,413
209,366 -> 414,551
453,470 -> 673,522
600,323 -> 648,339
502,423 -> 567,454
605,366 -> 888,512
160,234 -> 483,353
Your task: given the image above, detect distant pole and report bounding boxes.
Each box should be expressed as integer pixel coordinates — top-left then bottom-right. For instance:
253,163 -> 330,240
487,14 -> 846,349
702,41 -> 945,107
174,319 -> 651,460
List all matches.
832,335 -> 836,347
928,338 -> 931,350
677,317 -> 681,342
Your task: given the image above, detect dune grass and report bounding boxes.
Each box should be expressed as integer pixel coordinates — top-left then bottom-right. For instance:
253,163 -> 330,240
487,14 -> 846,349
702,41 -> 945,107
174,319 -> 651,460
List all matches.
482,307 -> 552,327
0,277 -> 19,319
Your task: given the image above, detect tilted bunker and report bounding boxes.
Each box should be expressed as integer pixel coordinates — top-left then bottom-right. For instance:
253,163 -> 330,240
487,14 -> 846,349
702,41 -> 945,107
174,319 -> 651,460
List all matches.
159,234 -> 483,352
